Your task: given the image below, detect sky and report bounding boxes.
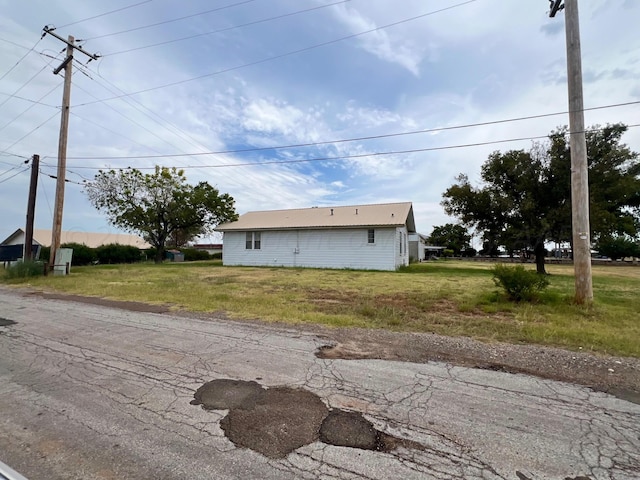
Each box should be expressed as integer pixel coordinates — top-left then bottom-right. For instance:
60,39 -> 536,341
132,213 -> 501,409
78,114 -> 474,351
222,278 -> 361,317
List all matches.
1,0 -> 639,246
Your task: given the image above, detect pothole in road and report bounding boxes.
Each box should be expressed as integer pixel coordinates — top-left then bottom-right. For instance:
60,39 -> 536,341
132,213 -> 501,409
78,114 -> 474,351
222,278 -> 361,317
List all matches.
191,379 -> 421,459
0,318 -> 17,327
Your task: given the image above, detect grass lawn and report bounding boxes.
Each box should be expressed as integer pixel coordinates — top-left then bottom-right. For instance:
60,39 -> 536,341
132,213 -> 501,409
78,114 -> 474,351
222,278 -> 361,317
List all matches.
3,260 -> 639,357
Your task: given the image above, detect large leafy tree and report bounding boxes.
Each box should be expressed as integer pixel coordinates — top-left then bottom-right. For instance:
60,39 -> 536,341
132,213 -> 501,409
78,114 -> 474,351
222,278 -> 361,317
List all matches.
442,124 -> 640,274
85,167 -> 238,263
428,223 -> 471,255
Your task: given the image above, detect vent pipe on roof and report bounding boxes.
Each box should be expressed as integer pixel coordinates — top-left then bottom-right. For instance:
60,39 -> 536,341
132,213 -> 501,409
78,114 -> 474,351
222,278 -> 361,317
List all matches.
391,213 -> 394,217
355,208 -> 358,215
330,208 -> 334,216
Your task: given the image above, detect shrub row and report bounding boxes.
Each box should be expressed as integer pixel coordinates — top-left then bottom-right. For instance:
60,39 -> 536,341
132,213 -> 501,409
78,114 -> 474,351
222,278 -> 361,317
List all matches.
39,243 -> 143,266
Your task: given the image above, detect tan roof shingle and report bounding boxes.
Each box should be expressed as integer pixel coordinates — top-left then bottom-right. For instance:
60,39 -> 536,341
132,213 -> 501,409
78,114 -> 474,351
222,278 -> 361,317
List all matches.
216,202 -> 415,232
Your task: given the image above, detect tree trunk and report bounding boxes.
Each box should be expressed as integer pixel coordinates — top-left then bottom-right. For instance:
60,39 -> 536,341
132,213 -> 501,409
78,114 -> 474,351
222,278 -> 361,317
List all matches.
154,245 -> 164,264
534,241 -> 547,274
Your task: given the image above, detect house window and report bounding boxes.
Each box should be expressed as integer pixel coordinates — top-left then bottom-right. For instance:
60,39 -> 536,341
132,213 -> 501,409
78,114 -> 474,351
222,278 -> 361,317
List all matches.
246,232 -> 261,250
367,229 -> 375,244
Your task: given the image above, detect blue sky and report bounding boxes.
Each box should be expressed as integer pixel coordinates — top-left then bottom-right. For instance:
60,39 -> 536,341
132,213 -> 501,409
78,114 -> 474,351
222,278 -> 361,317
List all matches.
1,0 -> 639,245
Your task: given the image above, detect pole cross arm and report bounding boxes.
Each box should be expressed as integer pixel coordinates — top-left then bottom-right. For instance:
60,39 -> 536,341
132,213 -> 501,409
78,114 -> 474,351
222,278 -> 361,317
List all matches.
53,55 -> 73,75
42,25 -> 100,61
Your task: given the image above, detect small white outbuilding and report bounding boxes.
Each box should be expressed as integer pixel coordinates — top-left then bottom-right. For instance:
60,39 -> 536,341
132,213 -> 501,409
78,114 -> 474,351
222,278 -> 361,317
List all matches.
215,202 -> 416,271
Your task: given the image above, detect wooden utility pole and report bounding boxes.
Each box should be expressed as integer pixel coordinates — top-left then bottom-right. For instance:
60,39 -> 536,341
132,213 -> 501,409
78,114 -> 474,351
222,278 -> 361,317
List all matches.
550,0 -> 593,304
42,26 -> 99,269
24,154 -> 39,261
49,35 -> 74,269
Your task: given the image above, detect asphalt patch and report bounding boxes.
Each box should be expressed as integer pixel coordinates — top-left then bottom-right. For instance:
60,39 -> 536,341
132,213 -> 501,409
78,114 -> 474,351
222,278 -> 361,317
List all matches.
0,318 -> 17,327
192,379 -> 422,458
190,379 -> 265,410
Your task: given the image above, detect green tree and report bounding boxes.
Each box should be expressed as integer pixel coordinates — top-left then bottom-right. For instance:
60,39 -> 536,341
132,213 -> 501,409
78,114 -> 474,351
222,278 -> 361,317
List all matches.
85,167 -> 237,263
428,223 -> 471,255
442,124 -> 640,274
595,235 -> 640,261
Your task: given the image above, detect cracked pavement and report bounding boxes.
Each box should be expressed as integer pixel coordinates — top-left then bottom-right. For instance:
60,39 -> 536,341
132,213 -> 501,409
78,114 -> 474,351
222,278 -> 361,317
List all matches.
0,289 -> 638,479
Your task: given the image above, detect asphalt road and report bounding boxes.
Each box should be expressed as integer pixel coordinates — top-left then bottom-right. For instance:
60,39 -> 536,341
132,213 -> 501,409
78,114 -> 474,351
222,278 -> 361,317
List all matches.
0,288 -> 638,480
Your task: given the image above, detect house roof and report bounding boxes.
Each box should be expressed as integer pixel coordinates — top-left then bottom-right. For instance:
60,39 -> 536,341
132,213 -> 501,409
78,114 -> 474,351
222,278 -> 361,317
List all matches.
216,202 -> 416,232
1,228 -> 150,249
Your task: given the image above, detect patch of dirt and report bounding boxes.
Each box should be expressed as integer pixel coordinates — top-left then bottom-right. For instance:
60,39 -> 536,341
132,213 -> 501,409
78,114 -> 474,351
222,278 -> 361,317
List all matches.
23,291 -> 170,314
313,327 -> 640,405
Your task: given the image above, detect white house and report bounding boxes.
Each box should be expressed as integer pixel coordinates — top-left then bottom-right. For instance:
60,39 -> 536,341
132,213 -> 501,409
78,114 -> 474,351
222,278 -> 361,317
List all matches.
215,202 -> 416,271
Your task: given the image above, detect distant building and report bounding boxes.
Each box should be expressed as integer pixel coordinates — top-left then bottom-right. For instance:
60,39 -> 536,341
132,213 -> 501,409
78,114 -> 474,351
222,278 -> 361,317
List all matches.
216,202 -> 416,271
1,228 -> 150,250
192,243 -> 223,255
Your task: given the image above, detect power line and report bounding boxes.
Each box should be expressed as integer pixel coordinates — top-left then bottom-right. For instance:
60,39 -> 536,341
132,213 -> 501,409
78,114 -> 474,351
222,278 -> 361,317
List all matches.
66,124 -> 640,171
0,91 -> 59,108
75,62 -> 279,190
0,164 -> 23,179
0,110 -> 60,156
0,165 -> 29,185
0,37 -> 42,82
84,0 -> 259,40
57,0 -> 155,29
0,36 -> 32,51
0,60 -> 55,111
77,0 -> 477,106
64,99 -> 640,161
105,0 -> 351,56
0,82 -> 61,135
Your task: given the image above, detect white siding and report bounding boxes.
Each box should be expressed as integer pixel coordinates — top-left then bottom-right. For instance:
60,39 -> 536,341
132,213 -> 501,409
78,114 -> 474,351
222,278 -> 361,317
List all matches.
395,226 -> 409,268
222,228 -> 402,270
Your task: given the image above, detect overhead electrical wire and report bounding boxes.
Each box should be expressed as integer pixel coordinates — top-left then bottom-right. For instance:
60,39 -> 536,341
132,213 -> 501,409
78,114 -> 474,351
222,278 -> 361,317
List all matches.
0,164 -> 23,179
84,0 -> 260,40
104,0 -> 352,56
0,60 -> 55,111
0,82 -> 62,135
63,100 -> 640,161
76,0 -> 478,106
0,110 -> 60,156
0,37 -> 42,82
78,65 -> 281,188
56,0 -> 156,29
0,91 -> 59,108
70,62 -> 254,183
65,124 -> 640,171
0,165 -> 29,185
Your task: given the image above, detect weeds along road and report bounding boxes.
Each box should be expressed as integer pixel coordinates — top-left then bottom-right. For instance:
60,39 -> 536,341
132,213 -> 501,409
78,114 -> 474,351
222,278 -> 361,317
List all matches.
0,288 -> 638,480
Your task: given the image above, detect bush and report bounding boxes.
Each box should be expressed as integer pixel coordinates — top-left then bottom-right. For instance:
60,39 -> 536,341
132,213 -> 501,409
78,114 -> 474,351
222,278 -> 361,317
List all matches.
462,247 -> 477,258
596,236 -> 640,260
443,249 -> 454,257
95,244 -> 142,264
4,261 -> 45,279
211,252 -> 222,260
60,242 -> 97,266
179,248 -> 211,261
39,246 -> 50,262
491,264 -> 549,302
